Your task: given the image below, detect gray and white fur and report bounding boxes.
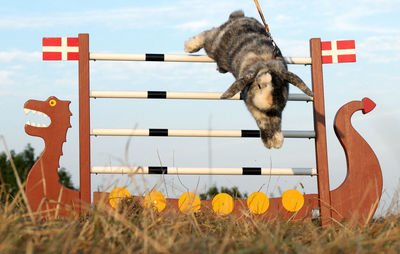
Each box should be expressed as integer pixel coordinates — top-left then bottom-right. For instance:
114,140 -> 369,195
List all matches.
184,10 -> 313,149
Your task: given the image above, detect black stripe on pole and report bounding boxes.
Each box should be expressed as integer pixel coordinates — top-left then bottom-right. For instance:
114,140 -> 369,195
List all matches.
149,166 -> 168,174
145,54 -> 164,61
241,130 -> 260,137
242,167 -> 262,175
149,129 -> 168,136
148,91 -> 167,99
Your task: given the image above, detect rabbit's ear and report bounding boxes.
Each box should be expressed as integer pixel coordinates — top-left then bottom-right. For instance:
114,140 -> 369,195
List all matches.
229,10 -> 245,20
220,71 -> 256,99
280,71 -> 314,98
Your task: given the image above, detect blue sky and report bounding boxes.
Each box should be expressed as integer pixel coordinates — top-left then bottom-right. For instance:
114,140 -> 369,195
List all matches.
1,0 -> 399,213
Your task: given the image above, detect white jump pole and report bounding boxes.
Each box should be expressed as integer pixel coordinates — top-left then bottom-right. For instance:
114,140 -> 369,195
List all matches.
91,166 -> 317,176
89,53 -> 312,65
90,90 -> 313,101
90,129 -> 316,138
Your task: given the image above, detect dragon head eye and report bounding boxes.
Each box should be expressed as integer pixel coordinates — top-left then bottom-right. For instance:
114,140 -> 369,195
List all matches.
49,99 -> 57,107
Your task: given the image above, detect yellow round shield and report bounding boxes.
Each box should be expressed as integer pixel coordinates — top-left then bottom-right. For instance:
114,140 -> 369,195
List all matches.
281,189 -> 304,212
109,187 -> 131,208
212,193 -> 234,215
247,192 -> 269,214
144,191 -> 167,212
178,192 -> 201,214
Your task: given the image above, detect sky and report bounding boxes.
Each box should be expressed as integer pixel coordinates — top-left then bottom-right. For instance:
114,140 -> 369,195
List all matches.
0,0 -> 399,215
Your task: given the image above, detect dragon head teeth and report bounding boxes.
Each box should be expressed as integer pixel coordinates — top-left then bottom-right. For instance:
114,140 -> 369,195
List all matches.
24,108 -> 48,118
25,121 -> 49,128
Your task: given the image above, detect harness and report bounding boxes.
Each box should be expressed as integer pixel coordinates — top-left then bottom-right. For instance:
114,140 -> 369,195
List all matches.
240,1 -> 279,100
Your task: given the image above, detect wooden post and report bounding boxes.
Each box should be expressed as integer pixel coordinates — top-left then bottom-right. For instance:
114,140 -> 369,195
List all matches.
79,33 -> 91,209
310,38 -> 332,226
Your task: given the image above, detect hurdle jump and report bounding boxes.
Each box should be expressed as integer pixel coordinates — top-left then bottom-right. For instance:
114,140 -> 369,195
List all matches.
83,35 -> 332,222
24,34 -> 382,225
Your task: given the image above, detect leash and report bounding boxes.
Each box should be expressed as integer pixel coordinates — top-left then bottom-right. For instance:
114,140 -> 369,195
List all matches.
253,0 -> 278,58
254,0 -> 270,34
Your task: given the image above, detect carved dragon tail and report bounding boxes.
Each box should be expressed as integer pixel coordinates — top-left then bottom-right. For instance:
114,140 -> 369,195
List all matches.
330,98 -> 383,225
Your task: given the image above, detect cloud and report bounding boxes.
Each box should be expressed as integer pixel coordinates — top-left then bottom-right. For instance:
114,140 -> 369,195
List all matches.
0,1 -> 241,31
359,36 -> 400,51
325,4 -> 400,34
358,36 -> 400,63
274,39 -> 309,57
0,50 -> 41,62
0,1 -> 250,31
90,60 -> 232,91
0,70 -> 13,80
0,7 -> 178,29
175,20 -> 211,31
275,14 -> 293,22
0,70 -> 16,90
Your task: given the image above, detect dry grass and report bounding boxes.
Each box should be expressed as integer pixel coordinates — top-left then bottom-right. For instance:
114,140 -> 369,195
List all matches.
1,137 -> 400,253
1,188 -> 400,254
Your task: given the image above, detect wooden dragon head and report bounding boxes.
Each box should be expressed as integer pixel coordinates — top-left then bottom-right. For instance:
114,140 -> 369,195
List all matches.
24,96 -> 72,141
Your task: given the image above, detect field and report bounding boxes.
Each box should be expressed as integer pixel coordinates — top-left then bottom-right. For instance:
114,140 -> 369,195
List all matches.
1,188 -> 400,254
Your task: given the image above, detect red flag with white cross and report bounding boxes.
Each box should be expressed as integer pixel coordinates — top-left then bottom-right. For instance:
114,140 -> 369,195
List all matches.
42,37 -> 79,61
321,40 -> 356,64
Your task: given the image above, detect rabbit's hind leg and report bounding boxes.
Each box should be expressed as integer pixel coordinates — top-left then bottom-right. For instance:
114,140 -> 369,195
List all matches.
185,31 -> 207,53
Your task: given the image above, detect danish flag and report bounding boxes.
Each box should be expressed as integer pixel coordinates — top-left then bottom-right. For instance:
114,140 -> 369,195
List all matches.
42,37 -> 79,61
321,40 -> 356,64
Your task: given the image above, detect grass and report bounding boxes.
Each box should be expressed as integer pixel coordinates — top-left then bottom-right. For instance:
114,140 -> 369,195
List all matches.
1,188 -> 400,254
1,136 -> 400,253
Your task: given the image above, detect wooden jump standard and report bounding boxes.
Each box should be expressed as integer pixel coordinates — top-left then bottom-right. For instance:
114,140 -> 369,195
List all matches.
24,34 -> 382,225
